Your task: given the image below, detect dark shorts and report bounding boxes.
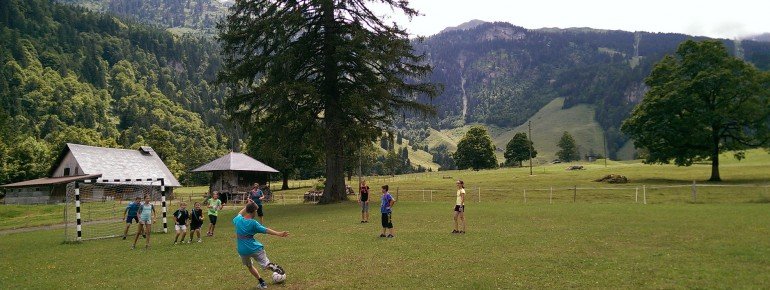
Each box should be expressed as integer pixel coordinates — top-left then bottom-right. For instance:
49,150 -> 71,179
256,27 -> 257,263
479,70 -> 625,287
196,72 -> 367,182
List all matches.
126,215 -> 139,224
190,222 -> 202,230
209,214 -> 218,225
257,204 -> 264,217
454,205 -> 465,212
381,212 -> 393,228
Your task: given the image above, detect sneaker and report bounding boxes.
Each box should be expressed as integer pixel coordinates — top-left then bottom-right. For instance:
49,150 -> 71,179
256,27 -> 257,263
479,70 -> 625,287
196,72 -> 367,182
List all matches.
360,221 -> 365,223
173,241 -> 178,245
197,239 -> 202,243
257,281 -> 268,289
122,236 -> 126,240
186,240 -> 191,244
267,263 -> 285,275
379,234 -> 386,238
386,234 -> 394,238
131,245 -> 135,250
142,234 -> 146,238
451,230 -> 459,234
460,231 -> 465,234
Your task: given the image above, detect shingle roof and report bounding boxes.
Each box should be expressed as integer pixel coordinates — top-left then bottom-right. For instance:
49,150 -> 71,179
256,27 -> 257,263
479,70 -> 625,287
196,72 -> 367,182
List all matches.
0,174 -> 102,188
61,143 -> 181,187
191,152 -> 279,173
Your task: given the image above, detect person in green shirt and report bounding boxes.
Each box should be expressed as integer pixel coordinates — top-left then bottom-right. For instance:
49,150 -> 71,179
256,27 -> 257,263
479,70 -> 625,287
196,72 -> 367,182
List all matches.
206,191 -> 223,237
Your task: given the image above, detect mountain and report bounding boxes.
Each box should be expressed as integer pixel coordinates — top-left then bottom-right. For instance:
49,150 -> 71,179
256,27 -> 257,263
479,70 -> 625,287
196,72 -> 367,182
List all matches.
439,19 -> 487,34
58,0 -> 230,35
0,0 -> 230,185
402,21 -> 770,161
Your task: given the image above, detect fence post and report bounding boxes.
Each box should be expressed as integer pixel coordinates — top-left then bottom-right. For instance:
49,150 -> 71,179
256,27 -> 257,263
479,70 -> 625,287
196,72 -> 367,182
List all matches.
422,190 -> 425,202
691,181 -> 697,203
573,185 -> 577,203
478,187 -> 481,203
523,189 -> 527,203
635,187 -> 639,203
643,185 -> 647,204
549,186 -> 553,204
430,190 -> 433,202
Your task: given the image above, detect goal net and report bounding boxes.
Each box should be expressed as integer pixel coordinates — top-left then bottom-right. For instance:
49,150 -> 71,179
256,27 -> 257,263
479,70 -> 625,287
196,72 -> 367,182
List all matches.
64,178 -> 170,242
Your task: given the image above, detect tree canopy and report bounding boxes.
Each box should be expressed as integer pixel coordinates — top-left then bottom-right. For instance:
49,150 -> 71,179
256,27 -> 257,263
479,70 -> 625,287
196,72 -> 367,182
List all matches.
556,131 -> 580,162
453,126 -> 497,170
621,40 -> 770,181
218,0 -> 438,203
504,132 -> 536,167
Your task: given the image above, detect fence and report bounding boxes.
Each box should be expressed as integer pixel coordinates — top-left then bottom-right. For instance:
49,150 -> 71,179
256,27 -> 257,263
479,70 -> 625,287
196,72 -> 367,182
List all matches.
382,182 -> 770,204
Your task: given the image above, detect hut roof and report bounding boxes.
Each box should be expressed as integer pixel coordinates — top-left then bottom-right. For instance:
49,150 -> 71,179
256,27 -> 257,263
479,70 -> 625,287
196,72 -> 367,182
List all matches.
50,143 -> 181,187
191,152 -> 279,173
0,174 -> 102,188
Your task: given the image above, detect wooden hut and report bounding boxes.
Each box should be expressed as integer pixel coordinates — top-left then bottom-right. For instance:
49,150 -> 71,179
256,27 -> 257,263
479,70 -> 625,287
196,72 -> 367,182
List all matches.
191,152 -> 279,204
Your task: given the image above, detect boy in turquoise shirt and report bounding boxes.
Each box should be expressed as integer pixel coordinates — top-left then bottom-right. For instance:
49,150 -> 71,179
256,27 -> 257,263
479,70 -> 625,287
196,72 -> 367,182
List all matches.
233,202 -> 287,288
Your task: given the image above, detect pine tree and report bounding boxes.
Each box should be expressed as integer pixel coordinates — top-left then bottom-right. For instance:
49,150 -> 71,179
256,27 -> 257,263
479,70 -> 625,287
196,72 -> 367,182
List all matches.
556,131 -> 580,162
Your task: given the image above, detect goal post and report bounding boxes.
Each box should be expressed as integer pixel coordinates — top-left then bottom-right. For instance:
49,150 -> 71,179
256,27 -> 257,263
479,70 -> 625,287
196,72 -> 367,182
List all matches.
65,178 -> 168,242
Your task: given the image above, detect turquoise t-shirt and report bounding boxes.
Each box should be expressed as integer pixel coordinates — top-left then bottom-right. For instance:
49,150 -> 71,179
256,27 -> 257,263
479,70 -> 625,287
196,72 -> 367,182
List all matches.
139,203 -> 153,220
233,214 -> 267,256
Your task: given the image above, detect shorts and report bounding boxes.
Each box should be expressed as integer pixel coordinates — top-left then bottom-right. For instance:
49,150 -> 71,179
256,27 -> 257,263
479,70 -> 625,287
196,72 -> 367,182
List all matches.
257,204 -> 264,217
454,205 -> 465,212
381,212 -> 393,229
175,224 -> 187,231
241,249 -> 270,268
209,215 -> 218,225
190,222 -> 202,230
140,218 -> 152,225
126,216 -> 139,224
361,201 -> 369,212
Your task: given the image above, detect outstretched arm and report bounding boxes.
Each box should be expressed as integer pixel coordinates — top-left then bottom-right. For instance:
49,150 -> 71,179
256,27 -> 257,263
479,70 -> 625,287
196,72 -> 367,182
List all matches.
265,228 -> 288,237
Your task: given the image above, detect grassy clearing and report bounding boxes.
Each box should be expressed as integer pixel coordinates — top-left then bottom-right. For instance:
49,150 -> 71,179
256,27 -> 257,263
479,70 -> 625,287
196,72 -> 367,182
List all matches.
1,201 -> 769,289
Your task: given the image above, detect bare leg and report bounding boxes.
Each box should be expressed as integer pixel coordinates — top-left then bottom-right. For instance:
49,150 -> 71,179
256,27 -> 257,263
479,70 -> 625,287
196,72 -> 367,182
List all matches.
181,230 -> 187,241
459,212 -> 465,232
132,224 -> 144,248
453,211 -> 459,231
145,224 -> 152,247
247,265 -> 262,279
123,223 -> 130,237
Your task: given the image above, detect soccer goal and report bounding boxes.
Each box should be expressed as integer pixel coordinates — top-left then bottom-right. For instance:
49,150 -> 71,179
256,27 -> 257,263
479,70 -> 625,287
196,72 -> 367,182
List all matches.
64,178 -> 170,242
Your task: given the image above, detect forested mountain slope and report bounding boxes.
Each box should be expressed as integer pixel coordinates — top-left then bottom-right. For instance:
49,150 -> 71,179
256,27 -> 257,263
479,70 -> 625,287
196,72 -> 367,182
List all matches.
0,0 -> 229,185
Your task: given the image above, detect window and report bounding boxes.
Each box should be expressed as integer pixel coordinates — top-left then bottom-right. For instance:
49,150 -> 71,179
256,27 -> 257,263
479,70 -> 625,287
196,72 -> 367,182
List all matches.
63,168 -> 71,176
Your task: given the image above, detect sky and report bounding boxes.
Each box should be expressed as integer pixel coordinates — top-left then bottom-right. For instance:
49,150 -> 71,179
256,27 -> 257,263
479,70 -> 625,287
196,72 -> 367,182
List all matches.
370,0 -> 770,39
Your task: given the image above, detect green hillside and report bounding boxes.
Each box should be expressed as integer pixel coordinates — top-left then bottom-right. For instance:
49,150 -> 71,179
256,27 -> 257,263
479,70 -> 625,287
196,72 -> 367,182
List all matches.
425,98 -> 606,167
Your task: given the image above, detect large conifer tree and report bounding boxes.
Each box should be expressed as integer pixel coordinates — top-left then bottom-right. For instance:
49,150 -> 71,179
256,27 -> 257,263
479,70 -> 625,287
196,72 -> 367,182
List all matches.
218,0 -> 438,203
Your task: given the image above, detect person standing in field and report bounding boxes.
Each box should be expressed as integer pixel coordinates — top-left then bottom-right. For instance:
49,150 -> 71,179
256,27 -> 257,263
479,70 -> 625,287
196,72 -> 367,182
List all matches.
122,196 -> 142,240
248,183 -> 266,224
189,201 -> 204,243
206,191 -> 223,237
359,180 -> 370,223
379,185 -> 395,238
132,195 -> 155,249
172,202 -> 190,244
234,201 -> 288,289
452,180 -> 466,234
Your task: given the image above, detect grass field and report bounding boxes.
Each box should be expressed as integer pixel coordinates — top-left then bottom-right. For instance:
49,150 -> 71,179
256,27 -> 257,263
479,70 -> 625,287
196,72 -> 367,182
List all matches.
1,150 -> 769,288
1,202 -> 769,289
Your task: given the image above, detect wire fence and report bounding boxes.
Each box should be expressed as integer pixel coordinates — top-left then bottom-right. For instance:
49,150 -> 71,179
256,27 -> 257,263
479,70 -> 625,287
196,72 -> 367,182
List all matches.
381,182 -> 770,204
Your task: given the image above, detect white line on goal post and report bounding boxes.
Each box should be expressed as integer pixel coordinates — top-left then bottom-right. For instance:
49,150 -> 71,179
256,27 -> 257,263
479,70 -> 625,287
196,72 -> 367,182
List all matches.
75,182 -> 82,242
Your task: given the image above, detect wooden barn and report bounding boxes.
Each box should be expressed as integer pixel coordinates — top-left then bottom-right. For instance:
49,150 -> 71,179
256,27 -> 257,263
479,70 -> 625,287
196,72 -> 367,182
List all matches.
191,152 -> 279,204
1,143 -> 181,204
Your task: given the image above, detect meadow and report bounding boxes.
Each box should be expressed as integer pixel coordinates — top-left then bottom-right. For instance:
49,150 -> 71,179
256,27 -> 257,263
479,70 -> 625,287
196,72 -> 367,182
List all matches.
1,149 -> 769,289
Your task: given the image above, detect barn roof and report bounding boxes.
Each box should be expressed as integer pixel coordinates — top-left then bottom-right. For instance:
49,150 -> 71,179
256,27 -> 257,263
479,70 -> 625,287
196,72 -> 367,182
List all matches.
50,143 -> 181,187
191,152 -> 279,173
0,174 -> 102,188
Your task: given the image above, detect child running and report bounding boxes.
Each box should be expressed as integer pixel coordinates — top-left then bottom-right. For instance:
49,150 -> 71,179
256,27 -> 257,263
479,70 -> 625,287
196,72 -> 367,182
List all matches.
132,195 -> 155,249
206,191 -> 223,237
122,196 -> 142,239
379,185 -> 395,238
189,202 -> 204,243
173,202 -> 190,244
234,202 -> 288,289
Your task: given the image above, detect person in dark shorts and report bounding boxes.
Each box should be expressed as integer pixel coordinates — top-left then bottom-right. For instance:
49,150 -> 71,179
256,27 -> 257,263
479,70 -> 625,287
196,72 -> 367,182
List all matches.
206,192 -> 223,237
172,202 -> 190,244
379,185 -> 395,238
452,180 -> 466,234
359,180 -> 370,223
248,183 -> 265,224
189,202 -> 204,243
122,196 -> 142,239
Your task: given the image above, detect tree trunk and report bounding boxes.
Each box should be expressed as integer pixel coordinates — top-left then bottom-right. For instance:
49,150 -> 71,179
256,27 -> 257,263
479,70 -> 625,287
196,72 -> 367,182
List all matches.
281,172 -> 289,190
708,126 -> 721,182
319,0 -> 346,203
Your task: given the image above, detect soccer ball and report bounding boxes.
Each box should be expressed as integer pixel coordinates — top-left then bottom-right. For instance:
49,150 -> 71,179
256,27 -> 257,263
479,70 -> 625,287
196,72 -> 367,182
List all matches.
272,272 -> 286,284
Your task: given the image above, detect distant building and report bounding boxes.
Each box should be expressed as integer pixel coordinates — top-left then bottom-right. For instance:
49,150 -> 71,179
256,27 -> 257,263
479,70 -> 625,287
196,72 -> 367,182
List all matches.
191,152 -> 278,204
1,143 -> 180,204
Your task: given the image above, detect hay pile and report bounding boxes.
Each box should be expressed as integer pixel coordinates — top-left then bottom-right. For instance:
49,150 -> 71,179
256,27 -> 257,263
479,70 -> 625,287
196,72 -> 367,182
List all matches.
594,174 -> 628,183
